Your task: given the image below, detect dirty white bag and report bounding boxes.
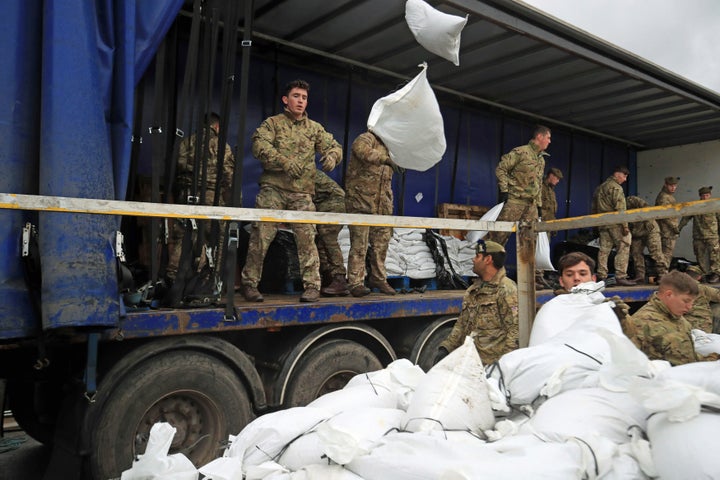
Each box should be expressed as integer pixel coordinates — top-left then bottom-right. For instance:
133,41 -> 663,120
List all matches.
535,231 -> 554,271
344,359 -> 425,411
367,63 -> 446,172
405,0 -> 468,65
121,422 -> 198,480
465,202 -> 504,243
403,336 -> 495,433
198,456 -> 243,480
308,382 -> 398,414
691,328 -> 720,356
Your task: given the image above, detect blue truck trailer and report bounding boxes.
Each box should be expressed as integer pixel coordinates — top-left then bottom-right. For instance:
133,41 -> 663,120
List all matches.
3,1 -> 713,478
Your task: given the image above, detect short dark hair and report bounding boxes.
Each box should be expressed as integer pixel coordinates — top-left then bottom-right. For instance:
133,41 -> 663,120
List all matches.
532,125 -> 551,138
557,252 -> 596,274
613,165 -> 630,175
659,270 -> 699,296
484,251 -> 506,269
205,112 -> 221,127
284,79 -> 310,96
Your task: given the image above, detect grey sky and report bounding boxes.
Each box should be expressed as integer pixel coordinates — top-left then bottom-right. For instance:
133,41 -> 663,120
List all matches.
521,0 -> 720,94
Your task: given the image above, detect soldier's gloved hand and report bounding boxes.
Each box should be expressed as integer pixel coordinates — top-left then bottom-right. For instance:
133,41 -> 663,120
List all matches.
499,191 -> 509,203
622,226 -> 630,237
672,226 -> 681,235
433,346 -> 449,365
607,295 -> 631,322
320,151 -> 340,172
386,158 -> 405,175
282,157 -> 303,179
366,150 -> 382,163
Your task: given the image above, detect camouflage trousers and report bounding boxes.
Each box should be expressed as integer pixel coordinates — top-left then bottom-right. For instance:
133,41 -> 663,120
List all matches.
693,238 -> 720,275
660,234 -> 679,266
317,224 -> 346,278
631,230 -> 668,279
597,225 -> 631,279
241,185 -> 320,290
485,200 -> 537,246
347,225 -> 392,288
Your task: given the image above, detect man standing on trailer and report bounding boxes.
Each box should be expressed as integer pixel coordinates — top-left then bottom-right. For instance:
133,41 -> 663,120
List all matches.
655,176 -> 681,266
540,167 -> 563,230
679,186 -> 720,284
591,165 -> 636,286
434,240 -> 519,366
626,195 -> 668,284
313,169 -> 350,297
240,79 -> 343,303
486,124 -> 551,247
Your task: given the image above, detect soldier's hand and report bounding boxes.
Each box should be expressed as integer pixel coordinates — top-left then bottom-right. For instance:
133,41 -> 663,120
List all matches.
386,158 -> 405,175
366,150 -> 382,163
320,151 -> 339,172
433,346 -> 449,365
622,226 -> 630,237
499,191 -> 509,203
285,158 -> 303,179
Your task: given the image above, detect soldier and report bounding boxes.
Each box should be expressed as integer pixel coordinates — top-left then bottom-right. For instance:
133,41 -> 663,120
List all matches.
486,125 -> 550,247
540,167 -> 563,227
655,176 -> 681,266
345,130 -> 403,297
684,265 -> 720,333
434,240 -> 519,366
679,186 -> 720,284
626,196 -> 668,284
591,166 -> 636,286
240,79 -> 343,303
621,271 -> 718,365
313,170 -> 349,296
166,113 -> 234,286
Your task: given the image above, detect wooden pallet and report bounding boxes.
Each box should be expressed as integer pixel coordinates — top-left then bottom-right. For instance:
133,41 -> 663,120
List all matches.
437,203 -> 489,239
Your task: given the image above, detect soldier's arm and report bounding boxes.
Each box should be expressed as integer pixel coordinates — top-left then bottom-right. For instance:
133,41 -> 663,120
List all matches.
314,125 -> 343,165
495,150 -> 518,194
702,284 -> 720,304
678,215 -> 691,231
439,294 -> 473,353
498,282 -> 520,352
251,118 -> 290,172
177,137 -> 193,175
352,133 -> 386,165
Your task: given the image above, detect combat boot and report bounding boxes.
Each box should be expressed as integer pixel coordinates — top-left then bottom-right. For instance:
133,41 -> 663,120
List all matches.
300,286 -> 320,302
614,277 -> 637,286
368,279 -> 397,295
241,285 -> 264,302
350,285 -> 371,297
321,275 -> 350,296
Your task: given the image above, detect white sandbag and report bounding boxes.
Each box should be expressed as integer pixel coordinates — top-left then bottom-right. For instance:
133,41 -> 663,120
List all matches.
121,422 -> 198,480
655,361 -> 720,395
404,0 -> 467,66
244,460 -> 289,480
691,328 -> 720,356
344,358 -> 425,411
530,283 -> 622,346
287,464 -> 364,480
465,202 -> 504,243
367,63 -> 446,172
535,231 -> 554,271
647,411 -> 720,480
198,457 -> 243,480
308,383 -> 398,414
316,408 -> 405,465
225,407 -> 334,468
277,431 -> 326,471
403,336 -> 495,433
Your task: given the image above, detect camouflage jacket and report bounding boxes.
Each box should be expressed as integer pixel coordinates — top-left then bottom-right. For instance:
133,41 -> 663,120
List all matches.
540,182 -> 558,221
592,176 -> 628,229
439,268 -> 519,365
684,283 -> 720,332
622,292 -> 697,365
629,218 -> 659,239
495,142 -> 546,206
252,110 -> 342,194
679,212 -> 720,240
345,131 -> 394,215
314,169 -> 345,214
176,127 -> 234,204
655,186 -> 680,237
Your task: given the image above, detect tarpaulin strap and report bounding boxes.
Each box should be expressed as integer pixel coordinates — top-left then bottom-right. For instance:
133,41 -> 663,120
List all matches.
224,222 -> 240,322
149,38 -> 168,283
83,332 -> 100,402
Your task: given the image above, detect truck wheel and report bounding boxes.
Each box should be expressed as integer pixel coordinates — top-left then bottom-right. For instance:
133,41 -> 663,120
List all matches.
7,379 -> 61,445
284,339 -> 382,407
89,350 -> 253,479
409,318 -> 456,372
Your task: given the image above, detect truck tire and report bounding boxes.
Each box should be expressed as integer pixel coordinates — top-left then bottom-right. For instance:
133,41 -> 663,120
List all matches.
7,379 -> 61,445
284,339 -> 382,407
89,349 -> 253,479
409,317 -> 456,372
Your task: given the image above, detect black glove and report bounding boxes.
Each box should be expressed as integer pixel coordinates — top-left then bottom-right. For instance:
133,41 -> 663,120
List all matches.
537,206 -> 543,219
433,347 -> 449,365
387,159 -> 405,175
499,191 -> 508,203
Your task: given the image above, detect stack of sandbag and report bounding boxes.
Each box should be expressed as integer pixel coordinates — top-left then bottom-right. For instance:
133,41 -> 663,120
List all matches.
386,228 -> 437,279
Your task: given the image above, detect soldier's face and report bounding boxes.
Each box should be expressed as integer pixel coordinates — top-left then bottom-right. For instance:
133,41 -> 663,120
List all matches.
700,193 -> 711,200
283,88 -> 308,119
559,261 -> 596,290
547,173 -> 560,186
666,183 -> 677,193
534,132 -> 551,151
661,289 -> 695,316
472,253 -> 490,277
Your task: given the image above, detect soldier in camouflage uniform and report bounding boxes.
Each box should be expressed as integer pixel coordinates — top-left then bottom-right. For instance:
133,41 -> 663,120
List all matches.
626,196 -> 668,284
679,186 -> 720,284
345,131 -> 403,297
166,113 -> 234,285
313,170 -> 349,296
435,240 -> 519,366
540,167 -> 563,226
684,265 -> 720,333
591,166 -> 636,286
655,176 -> 681,266
486,125 -> 551,247
622,270 -> 718,365
240,80 -> 343,303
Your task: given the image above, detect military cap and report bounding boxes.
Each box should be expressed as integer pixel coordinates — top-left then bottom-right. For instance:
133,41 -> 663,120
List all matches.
664,176 -> 679,185
475,239 -> 505,255
686,265 -> 703,277
549,167 -> 563,179
699,186 -> 713,195
613,165 -> 630,175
